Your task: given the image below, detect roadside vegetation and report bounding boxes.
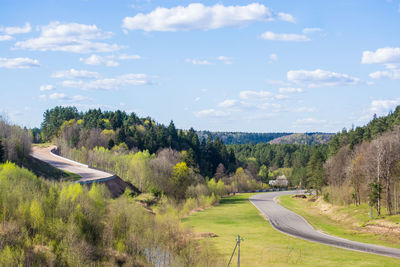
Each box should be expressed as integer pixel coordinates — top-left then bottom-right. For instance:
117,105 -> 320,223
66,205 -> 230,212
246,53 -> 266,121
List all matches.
183,193 -> 400,266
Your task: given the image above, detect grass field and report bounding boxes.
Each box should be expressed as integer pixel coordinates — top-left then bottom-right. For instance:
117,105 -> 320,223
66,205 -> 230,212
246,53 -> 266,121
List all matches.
279,195 -> 400,249
182,193 -> 400,266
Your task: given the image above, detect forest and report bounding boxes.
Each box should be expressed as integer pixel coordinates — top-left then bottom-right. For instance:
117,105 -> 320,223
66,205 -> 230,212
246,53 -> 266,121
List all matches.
2,105 -> 400,265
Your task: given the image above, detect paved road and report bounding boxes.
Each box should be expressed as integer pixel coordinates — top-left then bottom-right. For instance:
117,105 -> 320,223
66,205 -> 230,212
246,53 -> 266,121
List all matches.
30,145 -> 115,183
250,191 -> 400,259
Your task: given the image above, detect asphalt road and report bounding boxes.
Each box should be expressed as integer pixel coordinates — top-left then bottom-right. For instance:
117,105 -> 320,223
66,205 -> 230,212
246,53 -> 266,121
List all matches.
250,191 -> 400,259
30,146 -> 114,183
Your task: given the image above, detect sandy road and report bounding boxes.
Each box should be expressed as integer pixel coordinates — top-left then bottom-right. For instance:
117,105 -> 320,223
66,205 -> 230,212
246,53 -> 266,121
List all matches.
30,146 -> 115,183
250,191 -> 400,259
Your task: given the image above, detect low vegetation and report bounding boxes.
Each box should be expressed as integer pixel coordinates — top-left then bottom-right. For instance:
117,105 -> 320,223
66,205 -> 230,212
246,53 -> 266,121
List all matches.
0,162 -> 221,266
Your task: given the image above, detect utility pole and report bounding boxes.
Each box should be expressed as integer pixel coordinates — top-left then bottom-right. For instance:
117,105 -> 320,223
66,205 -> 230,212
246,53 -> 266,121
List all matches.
227,235 -> 244,267
237,235 -> 243,267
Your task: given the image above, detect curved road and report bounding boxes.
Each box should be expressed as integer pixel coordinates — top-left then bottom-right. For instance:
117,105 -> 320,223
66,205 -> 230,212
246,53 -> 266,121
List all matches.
250,191 -> 400,259
30,145 -> 115,184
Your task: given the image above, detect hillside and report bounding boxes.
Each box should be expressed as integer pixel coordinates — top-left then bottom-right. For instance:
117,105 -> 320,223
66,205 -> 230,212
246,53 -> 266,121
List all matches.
197,131 -> 292,144
269,133 -> 334,145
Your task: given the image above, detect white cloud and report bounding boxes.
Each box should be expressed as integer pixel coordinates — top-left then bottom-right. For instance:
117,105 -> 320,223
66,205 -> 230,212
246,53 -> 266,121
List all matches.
61,73 -> 150,91
260,31 -> 310,41
239,90 -> 273,99
185,58 -> 211,65
15,22 -> 120,53
294,118 -> 326,125
40,85 -> 54,91
48,93 -> 89,102
302,27 -> 322,34
217,56 -> 232,64
217,99 -> 237,108
122,3 -> 293,32
0,35 -> 13,41
279,87 -> 303,93
80,54 -> 119,67
278,12 -> 296,23
194,109 -> 230,118
0,57 -> 40,69
370,99 -> 400,114
287,69 -> 360,87
269,53 -> 278,61
369,69 -> 400,80
52,69 -> 100,79
119,54 -> 141,60
362,47 -> 400,64
0,22 -> 31,35
275,94 -> 289,99
194,97 -> 200,102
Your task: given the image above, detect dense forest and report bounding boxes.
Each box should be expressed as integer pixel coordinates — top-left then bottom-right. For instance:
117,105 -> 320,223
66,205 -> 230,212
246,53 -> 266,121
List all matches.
40,106 -> 237,178
197,131 -> 291,144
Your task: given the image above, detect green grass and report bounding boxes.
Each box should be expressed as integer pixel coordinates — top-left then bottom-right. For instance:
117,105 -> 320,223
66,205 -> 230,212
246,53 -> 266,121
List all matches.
279,195 -> 400,249
182,193 -> 400,266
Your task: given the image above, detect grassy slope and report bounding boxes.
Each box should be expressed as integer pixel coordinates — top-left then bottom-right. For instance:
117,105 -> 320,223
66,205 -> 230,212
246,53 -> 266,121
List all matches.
279,195 -> 400,249
182,193 -> 400,266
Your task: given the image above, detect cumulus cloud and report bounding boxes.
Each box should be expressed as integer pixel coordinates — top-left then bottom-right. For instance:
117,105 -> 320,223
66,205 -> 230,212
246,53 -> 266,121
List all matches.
122,3 -> 293,32
118,54 -> 141,60
61,73 -> 150,91
277,12 -> 296,23
0,22 -> 31,35
239,90 -> 273,99
0,35 -> 13,41
15,22 -> 120,53
40,85 -> 54,91
370,99 -> 400,114
260,31 -> 310,41
80,54 -> 119,67
185,58 -> 211,65
217,99 -> 237,108
279,87 -> 303,93
369,69 -> 400,80
362,47 -> 400,64
302,27 -> 322,34
47,93 -> 89,102
0,57 -> 40,69
194,109 -> 230,118
52,69 -> 100,79
287,69 -> 360,87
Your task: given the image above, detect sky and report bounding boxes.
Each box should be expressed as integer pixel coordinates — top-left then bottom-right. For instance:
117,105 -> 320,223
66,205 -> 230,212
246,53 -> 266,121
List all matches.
1,0 -> 400,133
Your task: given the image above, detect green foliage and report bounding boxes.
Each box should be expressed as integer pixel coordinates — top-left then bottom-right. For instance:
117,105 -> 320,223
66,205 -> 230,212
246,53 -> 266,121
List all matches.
44,106 -> 236,177
0,162 -> 221,266
329,106 -> 400,155
0,139 -> 4,163
197,131 -> 292,144
369,180 -> 382,214
171,162 -> 193,199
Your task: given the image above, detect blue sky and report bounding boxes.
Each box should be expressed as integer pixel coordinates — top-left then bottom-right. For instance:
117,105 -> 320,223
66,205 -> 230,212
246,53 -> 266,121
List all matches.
1,0 -> 400,132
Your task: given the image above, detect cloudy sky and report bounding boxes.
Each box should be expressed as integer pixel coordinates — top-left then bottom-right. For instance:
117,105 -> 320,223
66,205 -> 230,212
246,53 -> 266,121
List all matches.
1,0 -> 400,132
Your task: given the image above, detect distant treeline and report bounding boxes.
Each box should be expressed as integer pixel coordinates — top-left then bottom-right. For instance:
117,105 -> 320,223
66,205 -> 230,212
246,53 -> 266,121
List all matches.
197,131 -> 292,144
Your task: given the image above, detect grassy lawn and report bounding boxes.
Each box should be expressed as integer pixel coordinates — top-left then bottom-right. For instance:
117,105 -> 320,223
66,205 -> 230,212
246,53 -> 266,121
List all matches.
279,195 -> 400,249
182,193 -> 400,266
